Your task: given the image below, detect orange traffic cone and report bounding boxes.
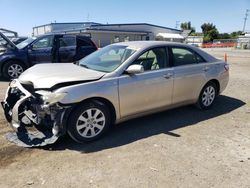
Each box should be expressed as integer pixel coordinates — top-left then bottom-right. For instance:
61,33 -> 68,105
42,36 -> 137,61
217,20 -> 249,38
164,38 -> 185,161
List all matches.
224,53 -> 228,62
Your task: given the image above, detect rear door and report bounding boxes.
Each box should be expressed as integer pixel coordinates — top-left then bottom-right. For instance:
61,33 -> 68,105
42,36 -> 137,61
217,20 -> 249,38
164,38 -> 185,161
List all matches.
58,35 -> 76,62
118,47 -> 174,118
75,36 -> 97,61
169,46 -> 209,104
28,35 -> 54,65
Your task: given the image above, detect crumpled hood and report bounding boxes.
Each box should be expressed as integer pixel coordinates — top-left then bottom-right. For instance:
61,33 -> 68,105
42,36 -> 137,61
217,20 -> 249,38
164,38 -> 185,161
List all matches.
18,63 -> 105,89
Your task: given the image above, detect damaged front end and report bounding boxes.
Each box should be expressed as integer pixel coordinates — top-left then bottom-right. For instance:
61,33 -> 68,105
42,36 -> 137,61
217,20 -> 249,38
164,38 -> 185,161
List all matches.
1,79 -> 69,147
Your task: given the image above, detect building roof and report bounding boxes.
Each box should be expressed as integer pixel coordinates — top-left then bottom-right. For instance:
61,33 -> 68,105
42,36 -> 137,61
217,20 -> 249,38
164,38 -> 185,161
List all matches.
92,23 -> 181,32
33,22 -> 181,32
86,28 -> 150,34
33,22 -> 101,29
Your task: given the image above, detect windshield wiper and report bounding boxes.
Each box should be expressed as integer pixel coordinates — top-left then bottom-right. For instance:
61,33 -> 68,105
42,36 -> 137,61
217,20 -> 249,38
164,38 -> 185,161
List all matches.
74,60 -> 79,65
80,64 -> 89,69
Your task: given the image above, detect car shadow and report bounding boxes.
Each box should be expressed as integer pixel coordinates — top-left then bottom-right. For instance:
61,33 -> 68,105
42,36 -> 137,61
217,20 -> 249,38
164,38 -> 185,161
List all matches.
0,77 -> 10,82
44,95 -> 245,153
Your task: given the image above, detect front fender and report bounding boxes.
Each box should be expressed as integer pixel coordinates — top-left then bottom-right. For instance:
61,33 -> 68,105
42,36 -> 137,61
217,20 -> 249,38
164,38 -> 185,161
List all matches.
55,78 -> 120,119
0,53 -> 28,71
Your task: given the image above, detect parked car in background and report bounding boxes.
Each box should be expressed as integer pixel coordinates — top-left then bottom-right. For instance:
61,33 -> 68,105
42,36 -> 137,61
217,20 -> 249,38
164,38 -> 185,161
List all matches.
1,41 -> 229,147
10,37 -> 28,45
0,32 -> 97,79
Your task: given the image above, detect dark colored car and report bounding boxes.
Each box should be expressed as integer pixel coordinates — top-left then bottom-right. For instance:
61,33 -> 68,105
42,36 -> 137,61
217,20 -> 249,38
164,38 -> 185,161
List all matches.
0,32 -> 97,79
10,37 -> 28,45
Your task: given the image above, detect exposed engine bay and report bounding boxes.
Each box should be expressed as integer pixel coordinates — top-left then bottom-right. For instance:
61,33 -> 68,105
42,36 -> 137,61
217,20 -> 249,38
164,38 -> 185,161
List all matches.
1,79 -> 69,147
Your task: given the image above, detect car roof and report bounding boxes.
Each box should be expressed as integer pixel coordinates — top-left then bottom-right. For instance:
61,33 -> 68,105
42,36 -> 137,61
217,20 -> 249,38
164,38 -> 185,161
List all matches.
38,33 -> 90,38
113,41 -> 190,49
112,41 -> 218,62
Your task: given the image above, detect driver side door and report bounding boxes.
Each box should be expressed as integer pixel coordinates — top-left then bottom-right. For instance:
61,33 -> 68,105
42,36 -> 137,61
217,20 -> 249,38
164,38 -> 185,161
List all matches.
118,47 -> 174,118
28,35 -> 54,65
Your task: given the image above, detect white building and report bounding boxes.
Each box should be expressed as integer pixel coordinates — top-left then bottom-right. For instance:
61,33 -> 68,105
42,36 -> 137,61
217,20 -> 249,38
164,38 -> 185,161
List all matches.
33,22 -> 183,47
237,32 -> 250,49
186,35 -> 204,47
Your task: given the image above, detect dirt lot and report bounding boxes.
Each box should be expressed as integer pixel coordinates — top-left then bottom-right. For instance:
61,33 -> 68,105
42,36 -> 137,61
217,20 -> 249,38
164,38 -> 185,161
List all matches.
0,49 -> 249,188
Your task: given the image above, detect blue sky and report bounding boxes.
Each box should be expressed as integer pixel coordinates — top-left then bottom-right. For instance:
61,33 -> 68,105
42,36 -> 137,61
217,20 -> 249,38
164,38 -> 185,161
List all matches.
1,0 -> 250,36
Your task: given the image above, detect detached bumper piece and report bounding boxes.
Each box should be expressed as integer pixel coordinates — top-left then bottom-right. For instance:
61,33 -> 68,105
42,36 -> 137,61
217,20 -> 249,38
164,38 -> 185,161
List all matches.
5,128 -> 58,148
1,80 -> 63,147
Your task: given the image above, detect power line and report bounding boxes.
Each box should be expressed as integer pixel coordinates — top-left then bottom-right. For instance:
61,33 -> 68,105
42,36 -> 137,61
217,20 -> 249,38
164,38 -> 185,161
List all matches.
243,9 -> 249,32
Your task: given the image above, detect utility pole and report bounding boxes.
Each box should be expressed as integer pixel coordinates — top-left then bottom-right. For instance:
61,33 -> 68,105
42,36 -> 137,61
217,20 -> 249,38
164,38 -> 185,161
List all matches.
243,9 -> 249,33
175,21 -> 180,29
87,13 -> 90,22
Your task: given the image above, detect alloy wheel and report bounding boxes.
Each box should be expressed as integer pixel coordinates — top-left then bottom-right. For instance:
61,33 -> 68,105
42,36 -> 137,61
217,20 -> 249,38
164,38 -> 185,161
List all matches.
76,108 -> 106,138
8,64 -> 24,78
202,86 -> 216,107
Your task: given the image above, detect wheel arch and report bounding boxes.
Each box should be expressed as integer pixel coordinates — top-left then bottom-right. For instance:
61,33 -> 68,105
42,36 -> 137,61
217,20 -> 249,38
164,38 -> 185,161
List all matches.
207,79 -> 220,95
196,79 -> 220,110
1,58 -> 27,72
67,97 -> 117,125
196,79 -> 220,104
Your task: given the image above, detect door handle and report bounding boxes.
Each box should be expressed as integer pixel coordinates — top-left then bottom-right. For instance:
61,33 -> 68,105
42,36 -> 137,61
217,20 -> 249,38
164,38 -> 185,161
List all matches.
203,67 -> 209,72
163,73 -> 173,79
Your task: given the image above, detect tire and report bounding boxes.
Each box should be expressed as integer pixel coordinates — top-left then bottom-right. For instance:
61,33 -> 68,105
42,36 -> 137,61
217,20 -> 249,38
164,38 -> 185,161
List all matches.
196,82 -> 218,110
3,60 -> 26,79
67,100 -> 111,143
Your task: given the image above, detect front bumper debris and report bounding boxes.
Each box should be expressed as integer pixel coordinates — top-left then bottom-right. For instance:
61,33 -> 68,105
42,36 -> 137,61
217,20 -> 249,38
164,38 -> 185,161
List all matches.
1,79 -> 66,147
5,128 -> 58,147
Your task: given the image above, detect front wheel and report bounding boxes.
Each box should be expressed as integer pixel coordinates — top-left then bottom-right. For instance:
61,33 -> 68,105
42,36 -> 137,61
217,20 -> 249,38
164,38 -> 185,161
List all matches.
67,100 -> 111,143
196,82 -> 217,110
3,61 -> 26,79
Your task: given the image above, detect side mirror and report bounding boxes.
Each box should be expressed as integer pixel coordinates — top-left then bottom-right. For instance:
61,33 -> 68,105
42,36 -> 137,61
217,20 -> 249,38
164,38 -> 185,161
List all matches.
125,64 -> 144,74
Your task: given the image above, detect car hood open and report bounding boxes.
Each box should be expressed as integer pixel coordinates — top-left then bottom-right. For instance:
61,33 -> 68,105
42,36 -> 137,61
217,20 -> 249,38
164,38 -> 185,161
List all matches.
18,63 -> 105,89
0,32 -> 18,51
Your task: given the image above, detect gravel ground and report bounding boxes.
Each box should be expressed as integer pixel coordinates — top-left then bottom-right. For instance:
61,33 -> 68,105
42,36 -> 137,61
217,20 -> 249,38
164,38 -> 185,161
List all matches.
0,49 -> 249,188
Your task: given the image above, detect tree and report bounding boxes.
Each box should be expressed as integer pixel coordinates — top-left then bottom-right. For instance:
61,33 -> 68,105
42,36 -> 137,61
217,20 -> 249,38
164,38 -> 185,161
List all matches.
201,23 -> 219,42
180,21 -> 195,33
218,33 -> 231,39
230,31 -> 243,38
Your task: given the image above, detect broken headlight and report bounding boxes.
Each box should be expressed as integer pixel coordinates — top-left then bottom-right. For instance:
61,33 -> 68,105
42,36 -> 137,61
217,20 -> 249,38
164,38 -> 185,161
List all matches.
35,90 -> 67,105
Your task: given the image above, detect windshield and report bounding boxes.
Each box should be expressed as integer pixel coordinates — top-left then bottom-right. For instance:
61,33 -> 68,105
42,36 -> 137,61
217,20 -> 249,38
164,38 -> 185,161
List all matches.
16,37 -> 36,49
0,37 -> 8,52
79,45 -> 136,73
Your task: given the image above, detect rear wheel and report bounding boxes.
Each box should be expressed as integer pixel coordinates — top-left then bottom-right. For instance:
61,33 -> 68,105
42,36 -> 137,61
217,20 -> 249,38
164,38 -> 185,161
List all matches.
67,100 -> 111,143
3,60 -> 26,79
196,82 -> 217,110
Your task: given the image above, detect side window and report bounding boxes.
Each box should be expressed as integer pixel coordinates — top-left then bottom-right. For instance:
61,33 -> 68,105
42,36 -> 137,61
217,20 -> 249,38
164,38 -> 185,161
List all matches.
171,47 -> 205,66
59,36 -> 76,47
133,47 -> 168,71
195,53 -> 205,63
32,36 -> 53,49
77,37 -> 94,47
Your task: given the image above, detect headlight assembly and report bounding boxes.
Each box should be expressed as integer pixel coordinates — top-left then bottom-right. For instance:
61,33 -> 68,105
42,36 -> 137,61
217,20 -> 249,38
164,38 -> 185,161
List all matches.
35,90 -> 67,105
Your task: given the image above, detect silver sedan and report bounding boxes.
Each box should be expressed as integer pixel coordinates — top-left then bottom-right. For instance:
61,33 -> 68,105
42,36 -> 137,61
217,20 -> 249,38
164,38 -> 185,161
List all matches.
1,41 -> 229,146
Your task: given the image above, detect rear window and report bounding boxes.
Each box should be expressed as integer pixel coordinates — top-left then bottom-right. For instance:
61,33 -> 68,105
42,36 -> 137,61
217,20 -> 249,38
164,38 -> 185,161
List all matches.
77,37 -> 95,47
171,47 -> 205,66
